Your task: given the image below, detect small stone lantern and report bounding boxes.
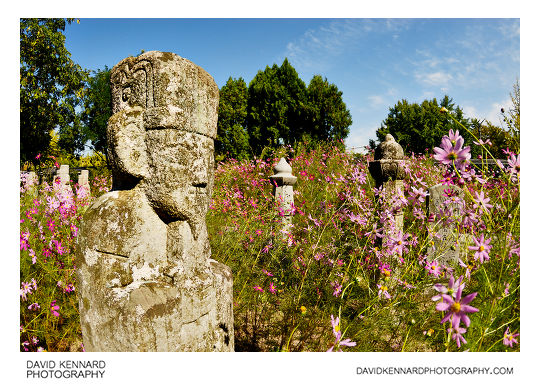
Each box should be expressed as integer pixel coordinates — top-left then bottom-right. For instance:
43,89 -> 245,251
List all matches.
269,157 -> 297,232
368,134 -> 407,233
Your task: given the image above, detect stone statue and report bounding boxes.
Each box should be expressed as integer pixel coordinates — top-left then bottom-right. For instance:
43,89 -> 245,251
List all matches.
75,51 -> 234,351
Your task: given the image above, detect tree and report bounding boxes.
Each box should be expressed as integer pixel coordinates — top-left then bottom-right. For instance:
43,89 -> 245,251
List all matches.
372,96 -> 472,154
501,79 -> 520,153
20,18 -> 88,164
80,67 -> 112,162
246,58 -> 307,154
305,75 -> 352,145
216,77 -> 251,160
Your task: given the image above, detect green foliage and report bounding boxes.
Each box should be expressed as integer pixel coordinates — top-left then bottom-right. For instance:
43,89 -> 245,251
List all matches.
469,119 -> 515,159
373,96 -> 472,154
468,80 -> 520,159
20,18 -> 88,164
304,75 -> 352,144
501,79 -> 520,153
247,59 -> 307,154
240,59 -> 351,157
216,77 -> 251,161
80,67 -> 112,161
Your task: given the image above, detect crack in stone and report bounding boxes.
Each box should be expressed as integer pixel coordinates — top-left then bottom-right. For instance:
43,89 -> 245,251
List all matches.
96,249 -> 129,259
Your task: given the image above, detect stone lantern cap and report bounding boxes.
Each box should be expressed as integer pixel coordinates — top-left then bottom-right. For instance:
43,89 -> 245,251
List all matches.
368,134 -> 407,185
269,157 -> 297,186
374,134 -> 405,160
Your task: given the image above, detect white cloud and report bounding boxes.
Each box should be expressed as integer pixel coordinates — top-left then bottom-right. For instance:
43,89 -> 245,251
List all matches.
284,19 -> 411,73
462,97 -> 512,124
344,124 -> 380,152
367,95 -> 385,107
416,71 -> 453,87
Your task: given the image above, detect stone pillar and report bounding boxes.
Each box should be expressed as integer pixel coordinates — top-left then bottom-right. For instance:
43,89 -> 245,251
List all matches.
426,184 -> 471,264
23,171 -> 39,196
368,134 -> 407,234
54,165 -> 72,195
55,165 -> 70,184
27,171 -> 39,186
75,51 -> 234,352
269,158 -> 297,234
77,170 -> 91,196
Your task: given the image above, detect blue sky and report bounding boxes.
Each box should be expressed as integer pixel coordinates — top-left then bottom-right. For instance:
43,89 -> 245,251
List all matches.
63,18 -> 520,152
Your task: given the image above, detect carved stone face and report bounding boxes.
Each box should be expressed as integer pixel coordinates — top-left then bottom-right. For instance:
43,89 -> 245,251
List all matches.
143,129 -> 214,233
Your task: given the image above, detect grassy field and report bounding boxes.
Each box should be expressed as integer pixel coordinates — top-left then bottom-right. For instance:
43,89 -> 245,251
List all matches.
20,131 -> 519,352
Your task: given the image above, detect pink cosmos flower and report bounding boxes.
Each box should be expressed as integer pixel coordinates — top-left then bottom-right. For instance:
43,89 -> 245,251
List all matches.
253,285 -> 264,293
29,249 -> 36,264
503,327 -> 519,348
327,315 -> 357,352
20,231 -> 30,251
50,300 -> 60,317
348,212 -> 366,225
269,282 -> 277,294
379,263 -> 392,278
448,326 -> 468,348
425,260 -> 442,277
507,153 -> 520,179
413,207 -> 426,220
28,303 -> 40,311
447,129 -> 462,144
20,281 -> 33,301
331,281 -> 343,297
436,286 -> 479,329
473,191 -> 493,213
377,283 -> 391,299
469,234 -> 492,263
432,275 -> 465,301
410,186 -> 427,204
389,230 -> 410,258
433,132 -> 471,171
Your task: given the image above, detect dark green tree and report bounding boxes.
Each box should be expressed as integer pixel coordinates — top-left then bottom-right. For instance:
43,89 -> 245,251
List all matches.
216,77 -> 251,160
246,58 -> 307,154
372,96 -> 472,154
20,18 -> 88,164
80,67 -> 112,162
305,75 -> 352,145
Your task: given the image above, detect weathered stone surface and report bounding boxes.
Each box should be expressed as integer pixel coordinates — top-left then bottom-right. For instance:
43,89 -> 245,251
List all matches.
76,51 -> 233,352
426,184 -> 471,264
368,134 -> 407,235
77,170 -> 90,195
368,134 -> 407,187
54,164 -> 72,196
270,158 -> 297,231
27,171 -> 39,186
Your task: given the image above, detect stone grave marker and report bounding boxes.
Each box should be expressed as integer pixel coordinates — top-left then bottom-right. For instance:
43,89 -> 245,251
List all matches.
75,51 -> 234,352
77,169 -> 91,196
426,183 -> 471,264
54,164 -> 72,195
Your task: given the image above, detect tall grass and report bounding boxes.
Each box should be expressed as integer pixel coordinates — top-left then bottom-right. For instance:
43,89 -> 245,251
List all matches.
20,135 -> 519,352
